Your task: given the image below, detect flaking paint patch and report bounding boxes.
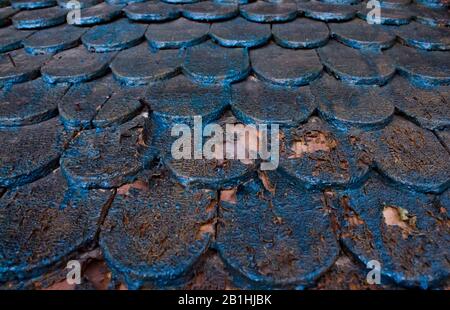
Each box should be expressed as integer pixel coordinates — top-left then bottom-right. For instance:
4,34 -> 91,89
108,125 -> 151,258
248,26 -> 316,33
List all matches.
382,206 -> 417,239
220,188 -> 237,204
289,130 -> 338,159
117,180 -> 150,196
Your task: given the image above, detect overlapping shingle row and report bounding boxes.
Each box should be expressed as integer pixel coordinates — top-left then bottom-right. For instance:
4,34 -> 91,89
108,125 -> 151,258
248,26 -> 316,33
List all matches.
0,0 -> 449,290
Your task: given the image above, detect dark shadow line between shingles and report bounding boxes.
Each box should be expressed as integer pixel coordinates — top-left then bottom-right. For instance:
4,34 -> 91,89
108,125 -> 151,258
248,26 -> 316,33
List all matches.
0,187 -> 6,199
93,188 -> 117,245
433,129 -> 450,156
85,81 -> 115,129
91,152 -> 167,240
207,190 -> 220,246
393,106 -> 449,134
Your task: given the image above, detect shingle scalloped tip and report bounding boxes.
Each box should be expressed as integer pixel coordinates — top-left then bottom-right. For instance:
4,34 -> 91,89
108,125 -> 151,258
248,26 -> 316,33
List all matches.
279,116 -> 372,190
123,1 -> 180,22
81,18 -> 147,52
165,157 -> 256,190
0,169 -> 113,283
339,174 -> 450,289
361,116 -> 450,194
0,49 -> 49,87
100,168 -> 216,289
0,78 -> 68,127
182,1 -> 239,22
216,171 -> 340,289
240,1 -> 298,23
0,117 -> 65,188
298,2 -> 356,22
145,17 -> 209,49
41,46 -> 114,84
386,44 -> 450,86
357,6 -> 412,25
318,40 -> 395,86
413,5 -> 450,27
251,43 -> 323,86
110,43 -> 182,86
395,21 -> 450,51
22,24 -> 86,55
12,6 -> 67,30
329,19 -> 396,50
231,77 -> 317,127
11,0 -> 56,10
272,18 -> 330,49
0,26 -> 34,53
183,41 -> 250,85
145,74 -> 230,128
385,75 -> 450,130
311,74 -> 395,130
61,117 -> 149,189
210,16 -> 271,48
58,75 -> 119,130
